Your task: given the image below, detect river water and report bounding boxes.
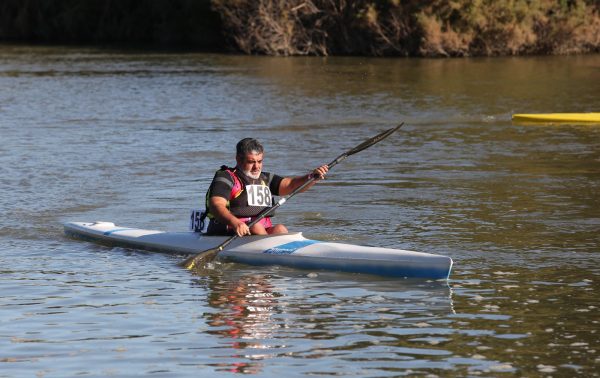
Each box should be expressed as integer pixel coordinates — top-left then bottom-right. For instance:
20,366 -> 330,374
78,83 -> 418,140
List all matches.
1,45 -> 599,377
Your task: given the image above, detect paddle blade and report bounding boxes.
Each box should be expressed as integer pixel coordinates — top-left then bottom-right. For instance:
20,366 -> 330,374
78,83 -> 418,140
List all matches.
180,247 -> 221,270
347,123 -> 403,156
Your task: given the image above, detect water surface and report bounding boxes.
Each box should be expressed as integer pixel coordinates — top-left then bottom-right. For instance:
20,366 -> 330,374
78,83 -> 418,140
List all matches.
1,45 -> 599,377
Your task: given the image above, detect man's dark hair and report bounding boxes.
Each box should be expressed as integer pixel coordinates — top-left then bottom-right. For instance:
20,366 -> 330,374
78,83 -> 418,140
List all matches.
236,138 -> 264,158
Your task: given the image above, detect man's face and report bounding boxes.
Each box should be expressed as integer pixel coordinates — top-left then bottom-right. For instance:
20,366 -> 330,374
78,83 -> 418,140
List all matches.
237,152 -> 263,179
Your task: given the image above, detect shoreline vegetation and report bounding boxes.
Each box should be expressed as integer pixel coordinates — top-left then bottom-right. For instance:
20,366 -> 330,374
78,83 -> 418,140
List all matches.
1,0 -> 598,57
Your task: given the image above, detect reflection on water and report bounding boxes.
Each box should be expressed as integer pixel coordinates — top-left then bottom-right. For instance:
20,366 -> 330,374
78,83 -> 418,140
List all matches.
1,45 -> 599,376
195,267 -> 491,376
204,273 -> 279,374
195,265 -> 595,376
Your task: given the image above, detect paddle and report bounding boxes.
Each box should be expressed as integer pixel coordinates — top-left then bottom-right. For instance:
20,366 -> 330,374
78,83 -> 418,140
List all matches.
181,123 -> 404,270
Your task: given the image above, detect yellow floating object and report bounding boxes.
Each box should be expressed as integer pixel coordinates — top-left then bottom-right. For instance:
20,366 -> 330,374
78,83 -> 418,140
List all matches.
512,113 -> 600,123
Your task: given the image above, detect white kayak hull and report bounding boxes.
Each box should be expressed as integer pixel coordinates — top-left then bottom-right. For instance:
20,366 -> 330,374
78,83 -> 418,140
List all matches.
64,221 -> 453,279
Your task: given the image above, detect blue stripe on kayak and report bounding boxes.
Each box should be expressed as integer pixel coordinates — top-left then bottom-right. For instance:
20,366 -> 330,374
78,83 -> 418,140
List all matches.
263,240 -> 321,255
103,228 -> 132,236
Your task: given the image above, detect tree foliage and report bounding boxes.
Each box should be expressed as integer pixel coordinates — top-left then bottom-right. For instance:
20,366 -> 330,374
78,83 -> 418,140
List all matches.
213,0 -> 600,56
1,0 -> 598,56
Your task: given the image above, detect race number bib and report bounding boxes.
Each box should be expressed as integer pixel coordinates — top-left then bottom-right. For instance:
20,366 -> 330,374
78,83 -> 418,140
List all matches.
189,209 -> 206,232
246,184 -> 272,207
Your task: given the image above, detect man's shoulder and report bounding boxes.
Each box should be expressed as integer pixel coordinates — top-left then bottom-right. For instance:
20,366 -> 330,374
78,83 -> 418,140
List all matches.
215,168 -> 233,177
212,169 -> 235,186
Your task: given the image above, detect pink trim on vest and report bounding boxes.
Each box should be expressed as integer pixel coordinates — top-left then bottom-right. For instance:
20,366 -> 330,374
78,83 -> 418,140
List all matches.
223,168 -> 244,200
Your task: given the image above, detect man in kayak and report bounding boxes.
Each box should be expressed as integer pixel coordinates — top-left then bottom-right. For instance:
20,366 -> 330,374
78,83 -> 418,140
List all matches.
205,137 -> 328,237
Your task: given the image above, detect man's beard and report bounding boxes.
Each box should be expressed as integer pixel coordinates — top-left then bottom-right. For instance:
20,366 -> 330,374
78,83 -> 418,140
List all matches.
243,169 -> 261,180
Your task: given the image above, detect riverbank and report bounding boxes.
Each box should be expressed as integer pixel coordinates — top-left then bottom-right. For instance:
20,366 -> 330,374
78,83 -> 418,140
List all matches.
1,0 -> 599,56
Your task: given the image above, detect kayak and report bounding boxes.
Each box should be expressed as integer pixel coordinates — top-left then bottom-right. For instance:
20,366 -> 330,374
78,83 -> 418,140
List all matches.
512,113 -> 600,123
64,221 -> 453,280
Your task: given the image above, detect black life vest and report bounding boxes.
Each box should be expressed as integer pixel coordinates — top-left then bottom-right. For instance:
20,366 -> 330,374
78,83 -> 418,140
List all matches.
206,166 -> 275,219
